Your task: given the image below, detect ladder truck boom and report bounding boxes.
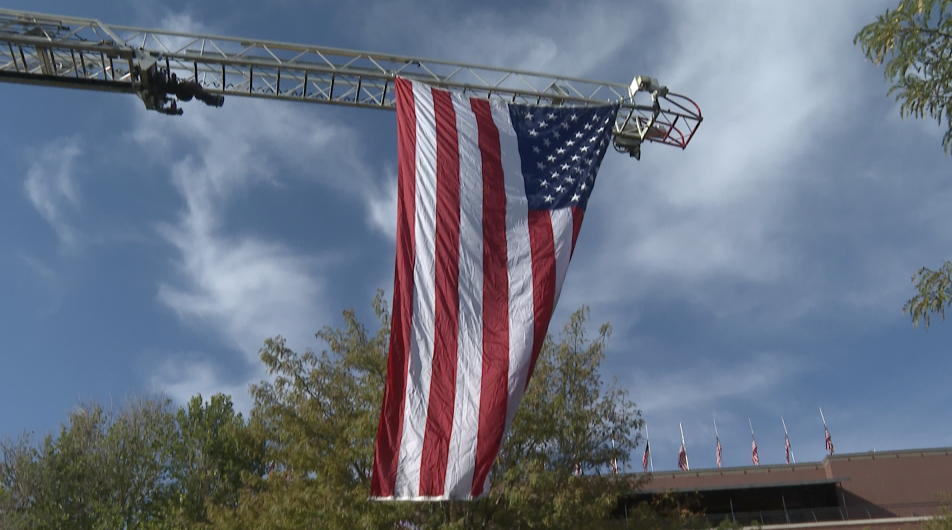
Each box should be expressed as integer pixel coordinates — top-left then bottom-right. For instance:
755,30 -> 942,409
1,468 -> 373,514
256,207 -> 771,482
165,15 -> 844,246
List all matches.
0,7 -> 701,159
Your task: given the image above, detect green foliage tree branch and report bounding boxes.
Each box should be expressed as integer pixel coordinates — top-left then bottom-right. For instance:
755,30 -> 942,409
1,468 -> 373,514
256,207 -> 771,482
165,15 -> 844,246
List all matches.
855,0 -> 952,153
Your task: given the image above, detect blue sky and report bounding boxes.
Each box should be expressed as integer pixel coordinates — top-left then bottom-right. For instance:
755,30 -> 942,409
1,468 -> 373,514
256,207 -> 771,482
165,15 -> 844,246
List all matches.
1,0 -> 950,472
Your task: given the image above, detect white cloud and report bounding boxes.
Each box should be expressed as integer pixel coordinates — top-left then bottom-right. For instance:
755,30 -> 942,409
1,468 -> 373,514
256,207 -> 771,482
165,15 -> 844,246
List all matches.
23,138 -> 82,247
151,356 -> 256,414
630,351 -> 802,416
129,58 -> 396,403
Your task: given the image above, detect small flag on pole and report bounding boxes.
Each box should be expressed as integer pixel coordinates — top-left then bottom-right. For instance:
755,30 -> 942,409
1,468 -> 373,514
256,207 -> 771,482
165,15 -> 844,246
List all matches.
782,416 -> 795,464
749,418 -> 759,466
820,407 -> 834,455
610,438 -> 618,475
642,440 -> 651,473
678,422 -> 690,471
713,418 -> 722,468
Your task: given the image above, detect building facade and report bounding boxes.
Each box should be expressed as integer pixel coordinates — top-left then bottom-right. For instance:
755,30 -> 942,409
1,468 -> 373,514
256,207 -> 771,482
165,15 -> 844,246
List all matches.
624,447 -> 952,530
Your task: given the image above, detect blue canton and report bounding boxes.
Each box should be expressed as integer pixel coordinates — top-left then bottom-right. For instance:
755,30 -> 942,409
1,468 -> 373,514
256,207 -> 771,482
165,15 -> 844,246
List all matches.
509,103 -> 619,211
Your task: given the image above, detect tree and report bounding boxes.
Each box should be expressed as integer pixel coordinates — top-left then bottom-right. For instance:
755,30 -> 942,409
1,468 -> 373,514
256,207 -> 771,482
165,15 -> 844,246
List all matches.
0,397 -> 178,530
903,262 -> 952,328
855,0 -> 952,153
0,394 -> 261,530
855,1 -> 952,328
217,294 -> 644,529
169,394 -> 265,527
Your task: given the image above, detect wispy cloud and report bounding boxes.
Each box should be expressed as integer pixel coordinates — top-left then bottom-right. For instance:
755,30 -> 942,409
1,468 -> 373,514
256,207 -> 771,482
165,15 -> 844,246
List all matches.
23,138 -> 83,247
128,46 -> 394,402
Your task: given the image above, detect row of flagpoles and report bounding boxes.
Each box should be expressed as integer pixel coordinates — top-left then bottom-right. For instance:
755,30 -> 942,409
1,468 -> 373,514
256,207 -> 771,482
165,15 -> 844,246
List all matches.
639,407 -> 836,473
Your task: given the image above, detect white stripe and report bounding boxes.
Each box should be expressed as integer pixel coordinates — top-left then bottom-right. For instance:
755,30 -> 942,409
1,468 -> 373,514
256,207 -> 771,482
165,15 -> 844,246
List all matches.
444,93 -> 483,498
491,101 -> 535,497
548,208 -> 575,310
395,83 -> 437,498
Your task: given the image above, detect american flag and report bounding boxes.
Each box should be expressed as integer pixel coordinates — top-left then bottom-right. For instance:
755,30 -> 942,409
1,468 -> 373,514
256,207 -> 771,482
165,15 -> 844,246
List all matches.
785,434 -> 792,464
825,427 -> 834,455
678,444 -> 689,471
716,438 -> 722,468
610,456 -> 618,475
371,78 -> 618,500
751,439 -> 760,466
642,440 -> 651,473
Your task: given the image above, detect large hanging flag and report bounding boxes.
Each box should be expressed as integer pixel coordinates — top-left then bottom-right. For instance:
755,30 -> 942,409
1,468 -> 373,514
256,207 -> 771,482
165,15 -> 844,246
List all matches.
785,435 -> 792,464
371,77 -> 619,500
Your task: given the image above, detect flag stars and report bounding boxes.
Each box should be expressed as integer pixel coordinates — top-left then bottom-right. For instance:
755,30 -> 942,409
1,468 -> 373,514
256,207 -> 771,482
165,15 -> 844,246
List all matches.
561,163 -> 570,170
572,154 -> 581,161
537,162 -> 545,170
533,146 -> 541,154
529,129 -> 538,136
550,171 -> 560,180
575,132 -> 584,138
571,193 -> 581,202
566,140 -> 575,146
547,155 -> 556,162
570,113 -> 578,121
557,147 -> 566,154
555,185 -> 565,193
544,195 -> 554,203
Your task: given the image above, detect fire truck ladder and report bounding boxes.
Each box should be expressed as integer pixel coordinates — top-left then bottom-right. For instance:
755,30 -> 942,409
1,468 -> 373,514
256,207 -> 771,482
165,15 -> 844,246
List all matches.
0,7 -> 701,159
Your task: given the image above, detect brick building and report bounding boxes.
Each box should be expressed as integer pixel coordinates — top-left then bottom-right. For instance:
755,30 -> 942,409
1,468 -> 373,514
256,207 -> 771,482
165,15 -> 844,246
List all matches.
623,447 -> 952,530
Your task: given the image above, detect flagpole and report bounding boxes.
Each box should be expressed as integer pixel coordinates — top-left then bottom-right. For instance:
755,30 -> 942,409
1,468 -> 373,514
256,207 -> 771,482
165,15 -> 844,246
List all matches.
749,418 -> 755,440
713,418 -> 720,440
782,416 -> 796,463
680,422 -> 690,471
819,407 -> 828,428
645,422 -> 654,473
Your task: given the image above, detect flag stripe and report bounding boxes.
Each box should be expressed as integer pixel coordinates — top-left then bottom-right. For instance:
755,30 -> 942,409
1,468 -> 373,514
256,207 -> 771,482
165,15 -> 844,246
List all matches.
394,83 -> 439,497
371,78 -> 418,498
570,206 -> 584,258
443,96 -> 484,498
524,209 -> 556,393
419,88 -> 462,496
550,207 -> 575,312
470,97 -> 511,498
494,102 -> 537,494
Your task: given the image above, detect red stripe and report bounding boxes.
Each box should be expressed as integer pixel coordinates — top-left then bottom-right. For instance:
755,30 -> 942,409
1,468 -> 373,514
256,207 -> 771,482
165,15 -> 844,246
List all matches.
570,206 -> 584,259
525,210 -> 557,392
371,77 -> 416,498
418,87 -> 461,497
470,98 -> 509,497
